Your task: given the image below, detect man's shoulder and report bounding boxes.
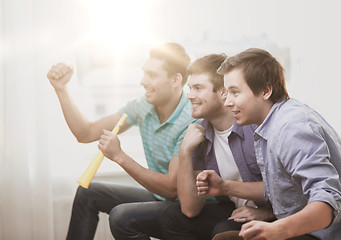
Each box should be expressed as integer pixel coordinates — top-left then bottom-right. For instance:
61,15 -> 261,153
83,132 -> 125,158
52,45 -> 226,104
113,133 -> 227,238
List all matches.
174,99 -> 198,125
120,95 -> 149,110
259,99 -> 335,145
131,95 -> 150,108
272,99 -> 325,134
119,95 -> 154,126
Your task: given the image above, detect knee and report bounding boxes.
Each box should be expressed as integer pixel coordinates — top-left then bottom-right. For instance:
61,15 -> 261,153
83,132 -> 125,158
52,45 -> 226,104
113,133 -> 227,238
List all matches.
212,220 -> 243,239
73,182 -> 101,207
73,185 -> 87,205
74,183 -> 91,199
109,205 -> 125,227
212,231 -> 242,240
109,204 -> 132,237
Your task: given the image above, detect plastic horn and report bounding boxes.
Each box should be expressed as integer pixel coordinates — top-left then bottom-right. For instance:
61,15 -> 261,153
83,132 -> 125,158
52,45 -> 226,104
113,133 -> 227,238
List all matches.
77,113 -> 128,188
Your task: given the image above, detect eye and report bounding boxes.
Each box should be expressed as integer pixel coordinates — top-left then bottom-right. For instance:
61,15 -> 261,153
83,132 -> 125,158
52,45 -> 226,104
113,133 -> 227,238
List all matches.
144,71 -> 157,79
149,73 -> 157,78
231,90 -> 239,96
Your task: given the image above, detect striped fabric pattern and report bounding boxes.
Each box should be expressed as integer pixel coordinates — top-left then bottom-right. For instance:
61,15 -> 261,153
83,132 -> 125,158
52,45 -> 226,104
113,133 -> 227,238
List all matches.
119,92 -> 198,178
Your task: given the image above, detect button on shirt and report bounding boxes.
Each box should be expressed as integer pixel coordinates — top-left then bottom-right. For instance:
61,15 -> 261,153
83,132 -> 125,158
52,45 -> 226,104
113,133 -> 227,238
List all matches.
119,93 -> 198,200
254,98 -> 341,239
192,119 -> 262,201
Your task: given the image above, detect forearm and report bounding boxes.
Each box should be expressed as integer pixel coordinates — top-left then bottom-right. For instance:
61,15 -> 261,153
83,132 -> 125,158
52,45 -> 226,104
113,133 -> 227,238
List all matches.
273,201 -> 333,238
116,151 -> 178,200
222,180 -> 266,204
55,88 -> 128,143
55,87 -> 94,142
178,150 -> 205,217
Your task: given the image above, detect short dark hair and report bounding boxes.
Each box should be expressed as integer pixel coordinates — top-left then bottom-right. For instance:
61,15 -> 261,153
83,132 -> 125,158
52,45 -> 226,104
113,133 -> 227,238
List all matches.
149,43 -> 191,86
218,48 -> 289,103
188,53 -> 227,92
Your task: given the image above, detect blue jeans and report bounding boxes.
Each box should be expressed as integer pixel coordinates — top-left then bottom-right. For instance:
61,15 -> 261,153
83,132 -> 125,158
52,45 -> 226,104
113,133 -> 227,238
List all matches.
66,181 -> 173,240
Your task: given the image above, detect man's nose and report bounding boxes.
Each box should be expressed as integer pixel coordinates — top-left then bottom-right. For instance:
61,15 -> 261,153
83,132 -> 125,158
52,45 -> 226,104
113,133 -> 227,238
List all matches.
140,75 -> 148,86
187,89 -> 195,100
224,95 -> 233,107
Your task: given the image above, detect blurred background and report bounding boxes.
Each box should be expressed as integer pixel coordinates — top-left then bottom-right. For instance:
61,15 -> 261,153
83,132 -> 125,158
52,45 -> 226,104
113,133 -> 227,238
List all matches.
1,0 -> 341,239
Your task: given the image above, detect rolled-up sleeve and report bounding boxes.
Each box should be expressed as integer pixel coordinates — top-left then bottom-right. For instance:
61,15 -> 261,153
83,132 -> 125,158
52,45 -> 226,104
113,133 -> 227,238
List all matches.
278,122 -> 341,224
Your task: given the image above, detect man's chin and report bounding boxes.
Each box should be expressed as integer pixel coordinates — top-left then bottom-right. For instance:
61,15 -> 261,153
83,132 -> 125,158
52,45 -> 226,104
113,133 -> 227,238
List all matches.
145,95 -> 154,104
192,112 -> 203,119
235,118 -> 247,126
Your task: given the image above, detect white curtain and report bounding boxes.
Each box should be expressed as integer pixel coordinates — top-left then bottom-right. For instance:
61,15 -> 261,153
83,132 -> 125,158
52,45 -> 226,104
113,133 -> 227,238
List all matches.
0,1 -> 146,239
1,0 -> 54,238
0,0 -> 80,239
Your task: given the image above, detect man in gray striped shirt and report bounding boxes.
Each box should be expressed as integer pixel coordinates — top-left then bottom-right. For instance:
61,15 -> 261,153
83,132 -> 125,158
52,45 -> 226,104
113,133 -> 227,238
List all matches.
47,43 -> 198,240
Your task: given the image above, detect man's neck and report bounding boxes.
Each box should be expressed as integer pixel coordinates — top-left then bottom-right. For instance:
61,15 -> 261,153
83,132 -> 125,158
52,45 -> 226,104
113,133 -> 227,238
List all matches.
209,108 -> 234,132
155,90 -> 182,124
257,101 -> 275,126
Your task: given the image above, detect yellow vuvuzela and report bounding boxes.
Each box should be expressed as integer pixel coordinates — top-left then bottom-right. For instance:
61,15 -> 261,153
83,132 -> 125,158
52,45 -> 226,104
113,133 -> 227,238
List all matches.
77,113 -> 128,188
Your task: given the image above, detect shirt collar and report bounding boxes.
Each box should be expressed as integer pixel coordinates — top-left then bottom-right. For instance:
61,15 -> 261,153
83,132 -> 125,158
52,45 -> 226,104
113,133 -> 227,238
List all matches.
201,119 -> 214,143
167,91 -> 188,124
231,120 -> 246,139
255,99 -> 288,140
147,91 -> 188,125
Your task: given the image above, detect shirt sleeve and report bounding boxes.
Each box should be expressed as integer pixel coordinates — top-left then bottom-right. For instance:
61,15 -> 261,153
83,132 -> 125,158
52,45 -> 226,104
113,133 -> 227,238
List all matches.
172,128 -> 186,157
172,118 -> 200,157
118,96 -> 144,127
278,122 -> 341,224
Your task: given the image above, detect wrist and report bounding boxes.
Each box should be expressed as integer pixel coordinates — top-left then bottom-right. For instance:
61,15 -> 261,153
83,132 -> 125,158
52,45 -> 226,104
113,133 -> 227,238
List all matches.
114,150 -> 127,165
180,147 -> 193,157
54,86 -> 68,95
221,179 -> 232,196
272,218 -> 293,239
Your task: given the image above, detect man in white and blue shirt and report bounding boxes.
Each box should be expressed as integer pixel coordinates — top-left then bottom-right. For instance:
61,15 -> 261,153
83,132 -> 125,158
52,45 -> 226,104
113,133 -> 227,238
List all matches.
159,54 -> 272,240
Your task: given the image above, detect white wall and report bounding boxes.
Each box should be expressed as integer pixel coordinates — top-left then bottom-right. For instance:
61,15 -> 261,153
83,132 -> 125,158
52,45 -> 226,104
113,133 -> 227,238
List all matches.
1,0 -> 341,239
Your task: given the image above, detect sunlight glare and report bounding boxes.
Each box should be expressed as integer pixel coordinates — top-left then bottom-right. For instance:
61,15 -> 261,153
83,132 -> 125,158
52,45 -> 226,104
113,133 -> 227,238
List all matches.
83,0 -> 159,56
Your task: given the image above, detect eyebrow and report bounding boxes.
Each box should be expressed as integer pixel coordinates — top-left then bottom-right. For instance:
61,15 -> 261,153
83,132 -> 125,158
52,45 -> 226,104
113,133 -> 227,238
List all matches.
227,86 -> 239,91
142,69 -> 157,75
188,83 -> 205,88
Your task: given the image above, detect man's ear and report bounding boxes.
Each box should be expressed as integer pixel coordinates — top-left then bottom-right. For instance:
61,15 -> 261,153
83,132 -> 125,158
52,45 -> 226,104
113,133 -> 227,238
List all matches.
172,73 -> 183,87
262,84 -> 273,100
